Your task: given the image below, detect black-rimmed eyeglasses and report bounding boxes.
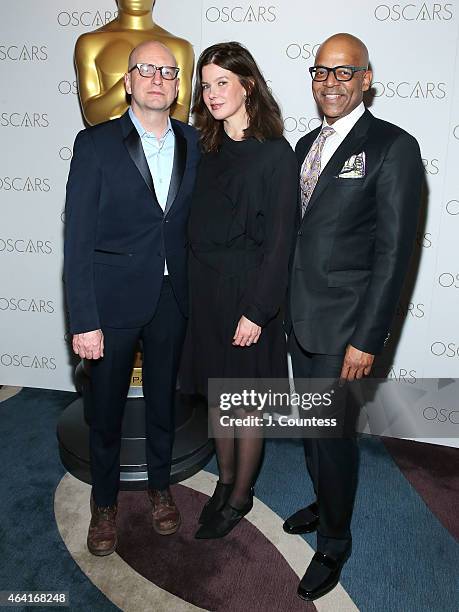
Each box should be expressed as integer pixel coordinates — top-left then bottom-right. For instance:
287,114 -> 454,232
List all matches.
128,63 -> 180,80
309,65 -> 368,82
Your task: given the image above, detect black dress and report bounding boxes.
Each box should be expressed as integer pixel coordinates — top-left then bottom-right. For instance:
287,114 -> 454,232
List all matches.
180,131 -> 298,397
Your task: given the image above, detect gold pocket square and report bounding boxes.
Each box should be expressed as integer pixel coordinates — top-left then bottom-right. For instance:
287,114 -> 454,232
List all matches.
338,151 -> 366,178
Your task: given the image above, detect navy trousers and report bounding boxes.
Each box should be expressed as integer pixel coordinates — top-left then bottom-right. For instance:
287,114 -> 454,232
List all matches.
89,277 -> 187,507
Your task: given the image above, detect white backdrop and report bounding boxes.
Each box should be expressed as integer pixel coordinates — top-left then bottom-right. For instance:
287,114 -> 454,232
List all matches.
0,1 -> 458,443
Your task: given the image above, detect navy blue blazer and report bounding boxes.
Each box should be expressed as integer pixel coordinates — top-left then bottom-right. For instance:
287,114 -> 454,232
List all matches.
64,111 -> 200,334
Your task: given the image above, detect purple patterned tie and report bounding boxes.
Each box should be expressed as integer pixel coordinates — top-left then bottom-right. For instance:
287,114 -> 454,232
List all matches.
300,126 -> 335,217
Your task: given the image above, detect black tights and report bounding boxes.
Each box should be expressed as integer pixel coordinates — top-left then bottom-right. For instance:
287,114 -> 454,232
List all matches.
209,407 -> 263,509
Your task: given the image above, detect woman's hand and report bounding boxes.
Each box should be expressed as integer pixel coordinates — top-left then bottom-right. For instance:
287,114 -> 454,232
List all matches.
232,315 -> 261,347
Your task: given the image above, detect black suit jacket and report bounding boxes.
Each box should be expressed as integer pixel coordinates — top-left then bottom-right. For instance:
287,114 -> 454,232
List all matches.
64,111 -> 200,334
289,109 -> 424,355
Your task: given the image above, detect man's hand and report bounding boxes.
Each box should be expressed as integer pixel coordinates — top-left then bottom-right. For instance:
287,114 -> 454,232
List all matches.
340,344 -> 374,381
232,316 -> 262,347
72,329 -> 104,360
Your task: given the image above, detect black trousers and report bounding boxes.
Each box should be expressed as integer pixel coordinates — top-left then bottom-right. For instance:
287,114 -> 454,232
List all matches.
89,277 -> 187,507
288,331 -> 359,560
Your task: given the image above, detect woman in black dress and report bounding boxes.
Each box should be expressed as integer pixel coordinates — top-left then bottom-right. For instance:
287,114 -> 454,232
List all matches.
181,42 -> 298,538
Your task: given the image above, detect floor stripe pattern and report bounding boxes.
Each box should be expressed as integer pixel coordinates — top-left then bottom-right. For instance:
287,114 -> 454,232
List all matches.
55,472 -> 357,612
0,388 -> 457,611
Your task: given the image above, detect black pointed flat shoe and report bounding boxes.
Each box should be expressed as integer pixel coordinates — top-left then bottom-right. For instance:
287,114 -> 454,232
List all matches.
195,494 -> 253,539
198,481 -> 234,525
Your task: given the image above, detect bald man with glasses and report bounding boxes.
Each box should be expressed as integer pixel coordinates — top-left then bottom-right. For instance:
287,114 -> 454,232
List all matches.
285,33 -> 424,600
64,41 -> 200,555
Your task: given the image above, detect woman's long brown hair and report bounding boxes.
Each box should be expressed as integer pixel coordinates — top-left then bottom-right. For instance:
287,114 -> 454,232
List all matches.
192,41 -> 284,153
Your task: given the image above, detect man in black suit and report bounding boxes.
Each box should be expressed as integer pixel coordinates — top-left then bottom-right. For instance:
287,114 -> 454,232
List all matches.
285,33 -> 424,600
64,41 -> 199,555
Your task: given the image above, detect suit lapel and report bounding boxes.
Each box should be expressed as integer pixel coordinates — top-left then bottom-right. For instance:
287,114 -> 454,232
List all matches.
302,110 -> 372,218
119,111 -> 162,212
165,121 -> 187,216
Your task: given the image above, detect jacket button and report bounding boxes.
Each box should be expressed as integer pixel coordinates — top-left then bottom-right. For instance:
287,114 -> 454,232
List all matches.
298,230 -> 303,236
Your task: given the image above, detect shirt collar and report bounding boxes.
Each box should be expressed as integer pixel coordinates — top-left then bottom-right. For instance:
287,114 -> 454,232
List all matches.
128,107 -> 173,140
323,102 -> 365,138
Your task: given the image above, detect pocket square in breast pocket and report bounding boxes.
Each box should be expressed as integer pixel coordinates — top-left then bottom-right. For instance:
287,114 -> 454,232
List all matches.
338,151 -> 366,178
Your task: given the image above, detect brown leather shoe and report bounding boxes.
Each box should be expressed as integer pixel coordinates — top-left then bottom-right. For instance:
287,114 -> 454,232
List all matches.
87,497 -> 117,556
148,488 -> 181,535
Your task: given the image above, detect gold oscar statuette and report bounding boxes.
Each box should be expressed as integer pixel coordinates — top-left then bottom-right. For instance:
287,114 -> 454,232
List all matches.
74,0 -> 194,126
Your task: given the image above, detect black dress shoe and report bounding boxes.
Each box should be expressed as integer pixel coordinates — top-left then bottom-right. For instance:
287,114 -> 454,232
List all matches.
195,494 -> 253,539
283,502 -> 319,534
198,481 -> 234,524
297,551 -> 346,601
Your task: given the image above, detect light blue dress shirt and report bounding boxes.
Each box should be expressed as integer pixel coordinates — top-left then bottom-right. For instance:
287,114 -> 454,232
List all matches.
128,107 -> 175,274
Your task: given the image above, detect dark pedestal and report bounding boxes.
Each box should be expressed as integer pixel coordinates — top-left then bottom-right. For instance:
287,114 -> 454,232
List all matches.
57,364 -> 213,488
